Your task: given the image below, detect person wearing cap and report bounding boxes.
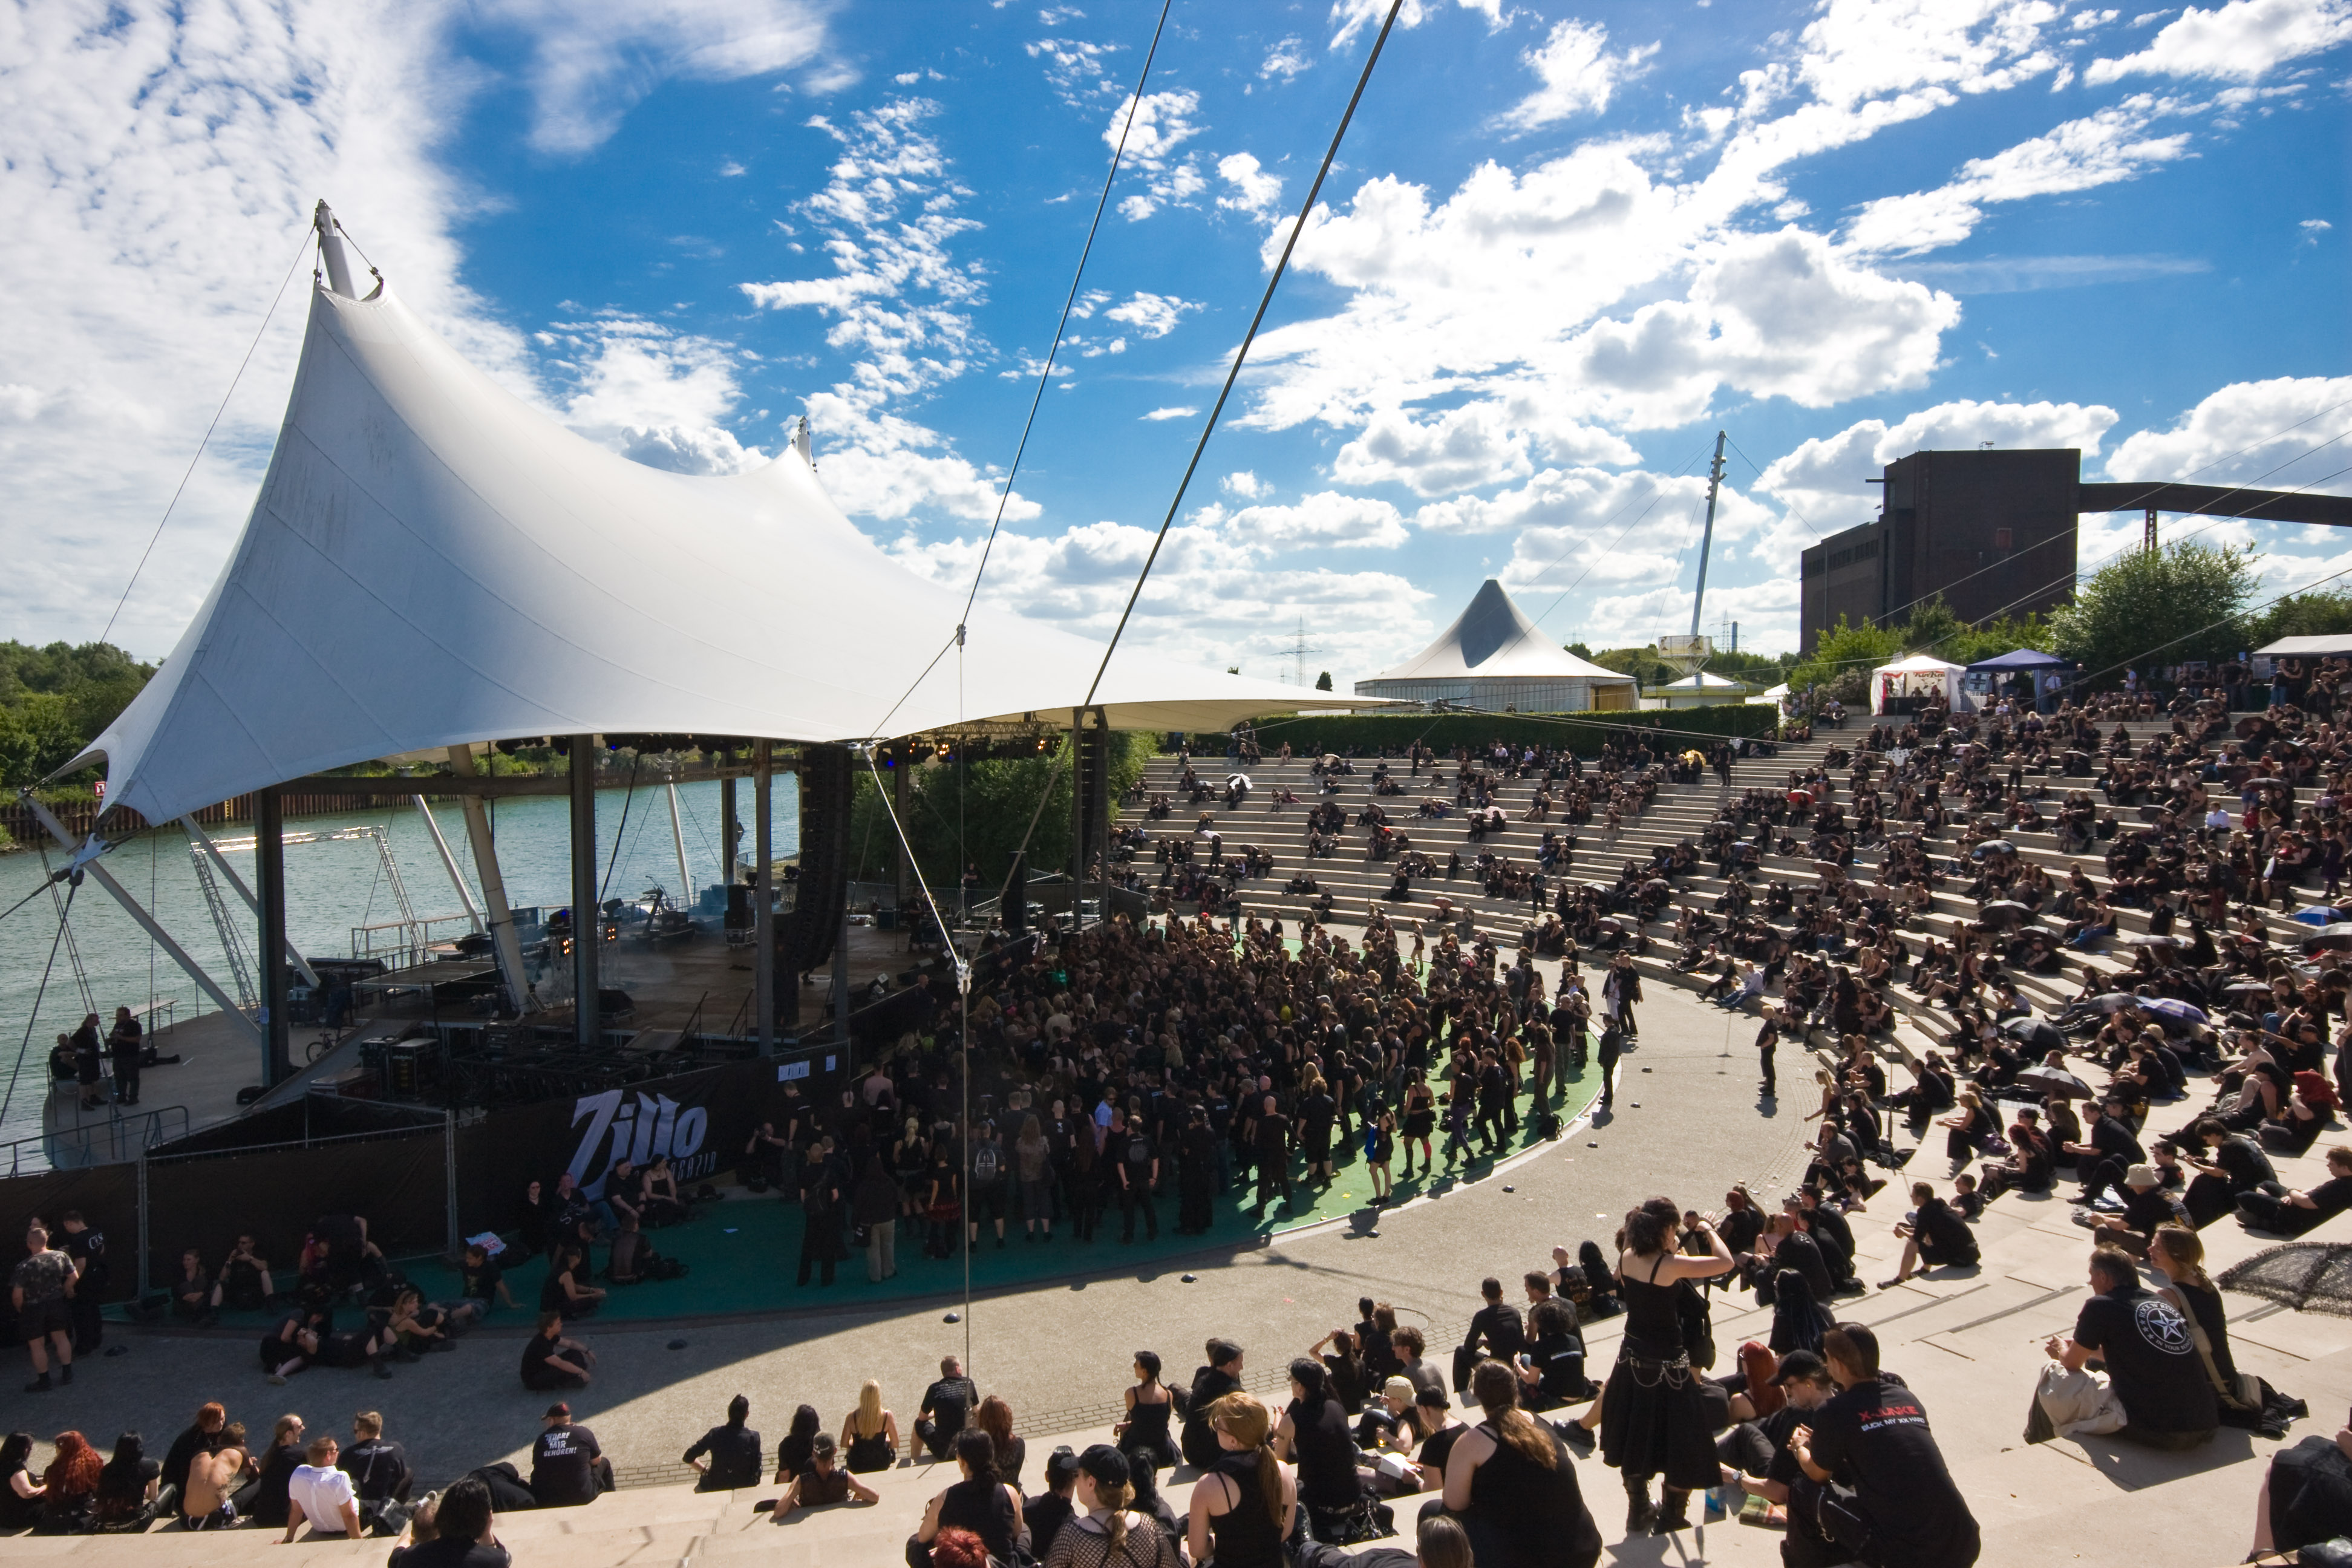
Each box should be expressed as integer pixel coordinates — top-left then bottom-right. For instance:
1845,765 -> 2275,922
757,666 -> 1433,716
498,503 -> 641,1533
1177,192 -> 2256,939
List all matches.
1715,1348 -> 1837,1538
768,1434 -> 877,1522
2088,1164 -> 2184,1256
1022,1448 -> 1080,1560
528,1403 -> 611,1508
1789,1324 -> 1979,1567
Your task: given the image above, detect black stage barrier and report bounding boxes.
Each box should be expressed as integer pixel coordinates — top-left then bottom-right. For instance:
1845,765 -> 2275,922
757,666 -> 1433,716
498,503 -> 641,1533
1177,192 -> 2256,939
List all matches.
0,1162 -> 140,1304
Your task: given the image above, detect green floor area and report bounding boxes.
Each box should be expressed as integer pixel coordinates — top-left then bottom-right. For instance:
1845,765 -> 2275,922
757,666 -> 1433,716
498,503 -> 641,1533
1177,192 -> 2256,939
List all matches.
373,1068 -> 1604,1324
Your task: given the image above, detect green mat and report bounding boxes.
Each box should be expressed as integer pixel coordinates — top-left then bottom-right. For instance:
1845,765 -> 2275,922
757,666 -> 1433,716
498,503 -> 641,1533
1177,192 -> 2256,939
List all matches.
373,1068 -> 1602,1324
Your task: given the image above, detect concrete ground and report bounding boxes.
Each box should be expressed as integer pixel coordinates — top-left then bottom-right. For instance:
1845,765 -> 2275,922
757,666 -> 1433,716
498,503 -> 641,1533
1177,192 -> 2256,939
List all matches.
7,979 -> 2344,1566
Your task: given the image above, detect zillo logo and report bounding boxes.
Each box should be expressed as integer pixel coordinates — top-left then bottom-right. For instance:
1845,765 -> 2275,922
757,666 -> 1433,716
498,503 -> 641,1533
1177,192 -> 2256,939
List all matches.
567,1089 -> 713,1197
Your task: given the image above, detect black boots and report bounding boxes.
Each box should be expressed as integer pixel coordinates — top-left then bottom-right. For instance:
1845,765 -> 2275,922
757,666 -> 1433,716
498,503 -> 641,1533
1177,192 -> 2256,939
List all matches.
1624,1475 -> 1657,1535
1653,1487 -> 1692,1534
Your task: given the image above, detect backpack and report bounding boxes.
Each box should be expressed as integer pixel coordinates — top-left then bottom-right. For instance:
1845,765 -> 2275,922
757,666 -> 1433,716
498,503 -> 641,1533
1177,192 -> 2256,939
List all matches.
972,1144 -> 1002,1184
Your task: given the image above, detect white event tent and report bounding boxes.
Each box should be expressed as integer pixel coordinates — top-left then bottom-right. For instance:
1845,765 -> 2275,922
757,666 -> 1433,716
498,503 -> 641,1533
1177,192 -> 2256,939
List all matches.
1870,653 -> 1971,716
71,237 -> 1359,828
1354,580 -> 1636,712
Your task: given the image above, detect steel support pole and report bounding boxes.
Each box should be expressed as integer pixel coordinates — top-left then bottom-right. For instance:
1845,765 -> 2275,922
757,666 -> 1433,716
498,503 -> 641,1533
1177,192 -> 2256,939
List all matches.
894,748 -> 910,918
2146,507 -> 2160,553
445,746 -> 534,1016
19,794 -> 260,1047
719,775 -> 739,883
569,737 -> 600,1047
1691,428 -> 1727,638
834,892 -> 851,1050
182,817 -> 319,986
413,795 -> 483,932
256,788 -> 293,1085
754,741 -> 776,1054
443,1109 -> 460,1256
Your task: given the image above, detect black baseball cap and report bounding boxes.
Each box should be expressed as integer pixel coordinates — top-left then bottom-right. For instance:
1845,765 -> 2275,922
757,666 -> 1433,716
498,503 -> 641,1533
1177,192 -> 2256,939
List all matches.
1769,1350 -> 1828,1387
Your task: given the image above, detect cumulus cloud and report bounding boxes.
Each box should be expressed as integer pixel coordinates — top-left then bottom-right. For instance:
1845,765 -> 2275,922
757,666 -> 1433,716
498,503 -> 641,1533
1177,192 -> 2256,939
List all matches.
1206,491 -> 1411,549
1841,98 -> 2195,255
1217,153 -> 1286,217
1757,399 -> 2122,534
1106,90 -> 1206,220
548,316 -> 765,474
1262,37 -> 1312,79
2086,0 -> 2352,83
1143,406 -> 1198,420
1498,19 -> 1660,131
1221,471 -> 1269,498
1328,0 -> 1507,52
1105,292 -> 1200,338
1025,34 -> 1124,105
2103,376 -> 2352,488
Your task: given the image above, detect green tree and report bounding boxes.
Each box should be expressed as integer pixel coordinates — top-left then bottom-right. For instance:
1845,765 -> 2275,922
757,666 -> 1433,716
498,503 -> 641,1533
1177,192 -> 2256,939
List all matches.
2245,588 -> 2352,649
1787,616 -> 1906,702
1315,670 -> 1333,691
0,641 -> 155,789
2048,541 -> 2258,679
844,732 -> 1156,892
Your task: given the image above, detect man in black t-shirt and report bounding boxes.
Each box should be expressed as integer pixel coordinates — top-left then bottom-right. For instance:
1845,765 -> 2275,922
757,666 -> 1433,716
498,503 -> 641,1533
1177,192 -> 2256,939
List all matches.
2066,1097 -> 2145,1205
915,1355 -> 979,1460
1454,1276 -> 1525,1393
682,1396 -> 763,1491
2043,1247 -> 2216,1446
529,1404 -> 612,1506
459,1244 -> 520,1311
1250,1095 -> 1292,1217
59,1210 -> 108,1355
2238,1144 -> 2352,1235
1789,1324 -> 1979,1568
1718,1350 -> 1840,1563
1180,1339 -> 1245,1469
1022,1448 -> 1080,1559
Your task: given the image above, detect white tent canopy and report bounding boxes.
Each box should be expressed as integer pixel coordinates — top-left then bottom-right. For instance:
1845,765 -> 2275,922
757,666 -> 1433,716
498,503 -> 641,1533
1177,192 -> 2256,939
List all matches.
2256,635 -> 2352,659
1870,653 -> 1971,716
1353,579 -> 1635,712
74,271 -> 1359,826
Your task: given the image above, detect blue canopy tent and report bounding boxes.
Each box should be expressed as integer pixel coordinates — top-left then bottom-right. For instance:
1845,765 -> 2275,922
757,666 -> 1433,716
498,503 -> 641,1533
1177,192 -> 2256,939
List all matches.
1967,648 -> 2069,713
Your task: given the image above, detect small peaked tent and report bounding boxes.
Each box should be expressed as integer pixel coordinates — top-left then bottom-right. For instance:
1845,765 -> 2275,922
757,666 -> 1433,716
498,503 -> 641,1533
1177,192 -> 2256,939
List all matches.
1354,580 -> 1636,712
71,261 -> 1361,827
1871,653 -> 1970,716
1656,670 -> 1749,709
1967,648 -> 2067,670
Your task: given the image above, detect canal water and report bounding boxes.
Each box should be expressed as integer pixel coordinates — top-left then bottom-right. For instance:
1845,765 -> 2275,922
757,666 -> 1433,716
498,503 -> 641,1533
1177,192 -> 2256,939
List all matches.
0,777 -> 800,1154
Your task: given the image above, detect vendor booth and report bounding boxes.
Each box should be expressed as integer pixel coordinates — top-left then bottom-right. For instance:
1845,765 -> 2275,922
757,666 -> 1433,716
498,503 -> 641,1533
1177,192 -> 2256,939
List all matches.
1965,648 -> 2069,713
1872,654 -> 1970,716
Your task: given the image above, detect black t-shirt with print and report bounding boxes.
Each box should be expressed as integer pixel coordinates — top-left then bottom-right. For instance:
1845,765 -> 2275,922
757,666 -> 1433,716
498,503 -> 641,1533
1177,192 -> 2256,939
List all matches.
460,1257 -> 504,1302
2072,1285 -> 2216,1433
529,1422 -> 603,1506
1803,1377 -> 1979,1568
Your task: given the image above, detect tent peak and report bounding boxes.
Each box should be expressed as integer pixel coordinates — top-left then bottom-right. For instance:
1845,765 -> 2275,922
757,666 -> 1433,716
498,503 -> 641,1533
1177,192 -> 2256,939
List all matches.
312,200 -> 361,298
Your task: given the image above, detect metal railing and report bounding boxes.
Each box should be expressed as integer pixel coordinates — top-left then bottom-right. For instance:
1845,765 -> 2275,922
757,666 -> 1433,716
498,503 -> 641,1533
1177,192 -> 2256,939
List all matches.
2,1105 -> 190,1175
351,913 -> 481,970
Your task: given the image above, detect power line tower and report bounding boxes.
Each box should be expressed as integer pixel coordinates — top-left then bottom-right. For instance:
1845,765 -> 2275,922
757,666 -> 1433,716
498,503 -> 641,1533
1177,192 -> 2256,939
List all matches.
1284,613 -> 1327,688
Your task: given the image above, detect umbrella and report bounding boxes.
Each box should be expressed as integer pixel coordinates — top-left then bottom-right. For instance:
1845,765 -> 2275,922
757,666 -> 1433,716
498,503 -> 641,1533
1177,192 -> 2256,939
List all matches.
2305,931 -> 2352,953
2217,1243 -> 2352,1312
1982,898 -> 2033,918
2294,906 -> 2348,927
2015,1063 -> 2094,1098
1227,774 -> 1252,789
2118,932 -> 2183,947
2001,1017 -> 2070,1053
2221,978 -> 2278,999
2138,996 -> 2207,1025
2084,992 -> 2141,1014
2235,716 -> 2276,740
1970,839 -> 2016,859
1641,878 -> 1672,893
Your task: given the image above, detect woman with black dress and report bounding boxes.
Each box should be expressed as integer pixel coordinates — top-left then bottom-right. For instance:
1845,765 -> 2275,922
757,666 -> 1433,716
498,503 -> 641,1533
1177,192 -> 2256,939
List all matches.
1442,1361 -> 1602,1568
93,1432 -> 160,1532
774,1405 -> 823,1483
0,1431 -> 43,1530
1186,1393 -> 1295,1568
1274,1357 -> 1370,1542
842,1381 -> 900,1474
1402,1080 -> 1436,1178
911,1429 -> 1024,1567
1116,1352 -> 1180,1469
1599,1204 -> 1734,1537
976,1397 -> 1026,1491
1297,1074 -> 1337,1187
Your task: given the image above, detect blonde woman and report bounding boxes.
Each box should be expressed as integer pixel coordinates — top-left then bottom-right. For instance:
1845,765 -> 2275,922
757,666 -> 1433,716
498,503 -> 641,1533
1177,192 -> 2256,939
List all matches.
840,1381 -> 899,1473
1185,1394 -> 1294,1568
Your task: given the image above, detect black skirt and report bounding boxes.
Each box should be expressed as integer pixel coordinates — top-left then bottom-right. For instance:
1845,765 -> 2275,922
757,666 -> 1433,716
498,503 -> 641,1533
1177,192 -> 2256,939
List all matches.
1597,1333 -> 1719,1489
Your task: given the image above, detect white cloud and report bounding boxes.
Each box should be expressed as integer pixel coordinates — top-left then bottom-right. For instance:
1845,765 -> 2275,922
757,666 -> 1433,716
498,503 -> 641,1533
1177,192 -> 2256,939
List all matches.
1104,292 -> 1200,338
739,99 -> 1036,524
2304,219 -> 2335,241
1217,153 -> 1285,217
1025,35 -> 1123,105
1498,19 -> 1661,131
2103,376 -> 2352,488
1212,491 -> 1411,549
1262,37 -> 1312,79
1333,403 -> 1537,495
1757,399 -> 2121,532
1841,98 -> 2195,255
1143,406 -> 1198,420
2073,7 -> 2120,28
483,0 -> 832,154
1328,0 -> 1507,52
1221,471 -> 1269,498
2086,0 -> 2352,83
548,315 -> 765,474
1106,90 -> 1206,220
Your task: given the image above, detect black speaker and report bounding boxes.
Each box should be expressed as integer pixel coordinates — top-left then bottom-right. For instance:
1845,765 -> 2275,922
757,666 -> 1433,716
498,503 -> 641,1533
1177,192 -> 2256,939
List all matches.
783,743 -> 852,975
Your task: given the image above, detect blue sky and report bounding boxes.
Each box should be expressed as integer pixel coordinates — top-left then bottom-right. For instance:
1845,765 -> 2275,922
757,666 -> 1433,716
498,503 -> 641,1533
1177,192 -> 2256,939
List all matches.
4,0 -> 2347,691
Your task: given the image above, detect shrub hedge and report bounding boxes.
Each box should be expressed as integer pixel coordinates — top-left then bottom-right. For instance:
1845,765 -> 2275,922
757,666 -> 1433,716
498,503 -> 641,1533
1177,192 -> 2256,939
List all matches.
1183,705 -> 1780,757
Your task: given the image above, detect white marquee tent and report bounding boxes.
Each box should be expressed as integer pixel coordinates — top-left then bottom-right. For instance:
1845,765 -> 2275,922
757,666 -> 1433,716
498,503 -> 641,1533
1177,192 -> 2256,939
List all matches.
1354,580 -> 1636,712
72,244 -> 1359,827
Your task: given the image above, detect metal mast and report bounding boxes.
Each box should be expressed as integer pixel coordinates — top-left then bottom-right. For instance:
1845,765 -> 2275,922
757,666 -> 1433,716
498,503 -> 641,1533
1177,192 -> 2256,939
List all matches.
1691,429 -> 1727,637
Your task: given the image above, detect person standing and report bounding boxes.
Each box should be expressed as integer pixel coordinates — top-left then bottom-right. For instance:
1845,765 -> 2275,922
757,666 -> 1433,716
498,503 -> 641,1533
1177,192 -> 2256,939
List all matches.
1115,1114 -> 1161,1244
1603,956 -> 1642,1041
58,1210 -> 107,1357
797,1146 -> 844,1287
1596,1024 -> 1623,1113
70,1014 -> 105,1111
1755,1013 -> 1783,1099
13,1221 -> 76,1392
106,1006 -> 143,1106
1599,1204 -> 1733,1535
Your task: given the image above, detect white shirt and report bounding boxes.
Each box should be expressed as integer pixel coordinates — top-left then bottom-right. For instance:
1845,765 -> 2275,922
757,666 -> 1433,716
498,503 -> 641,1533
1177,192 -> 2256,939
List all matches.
288,1463 -> 357,1534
